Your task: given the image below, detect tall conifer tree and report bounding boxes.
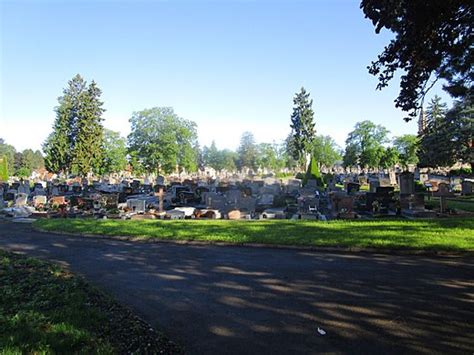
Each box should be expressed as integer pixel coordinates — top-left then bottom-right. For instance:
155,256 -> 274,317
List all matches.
43,74 -> 105,176
289,87 -> 315,168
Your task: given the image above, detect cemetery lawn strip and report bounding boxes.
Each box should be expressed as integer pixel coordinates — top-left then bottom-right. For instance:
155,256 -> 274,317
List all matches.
425,196 -> 474,212
0,250 -> 181,354
34,218 -> 474,252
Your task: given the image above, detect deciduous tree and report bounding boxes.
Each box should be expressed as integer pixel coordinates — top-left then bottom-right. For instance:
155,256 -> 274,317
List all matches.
128,107 -> 198,174
393,134 -> 418,169
102,129 -> 128,174
344,120 -> 389,169
361,0 -> 473,121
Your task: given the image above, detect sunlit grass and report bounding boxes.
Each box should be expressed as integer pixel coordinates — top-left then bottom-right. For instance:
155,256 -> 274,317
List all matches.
34,218 -> 474,252
425,196 -> 474,212
0,250 -> 180,354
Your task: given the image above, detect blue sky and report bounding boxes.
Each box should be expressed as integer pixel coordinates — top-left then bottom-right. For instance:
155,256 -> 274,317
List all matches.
1,0 -> 450,152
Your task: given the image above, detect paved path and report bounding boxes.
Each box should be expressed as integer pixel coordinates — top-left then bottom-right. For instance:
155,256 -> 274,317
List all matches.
1,220 -> 473,354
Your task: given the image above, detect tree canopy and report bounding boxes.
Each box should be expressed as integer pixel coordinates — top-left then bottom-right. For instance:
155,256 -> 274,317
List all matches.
361,0 -> 473,120
393,134 -> 418,169
311,135 -> 342,169
202,141 -> 238,172
127,107 -> 198,174
102,129 -> 128,175
343,120 -> 390,169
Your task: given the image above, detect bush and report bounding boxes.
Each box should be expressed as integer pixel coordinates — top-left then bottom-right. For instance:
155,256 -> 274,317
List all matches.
295,172 -> 305,180
415,181 -> 427,192
275,172 -> 294,179
448,168 -> 472,177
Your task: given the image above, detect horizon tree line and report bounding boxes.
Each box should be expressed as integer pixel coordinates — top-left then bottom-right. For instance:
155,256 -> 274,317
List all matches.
1,75 -> 471,181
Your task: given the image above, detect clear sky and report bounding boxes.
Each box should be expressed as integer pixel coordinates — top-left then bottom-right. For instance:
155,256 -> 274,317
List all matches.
1,0 -> 450,152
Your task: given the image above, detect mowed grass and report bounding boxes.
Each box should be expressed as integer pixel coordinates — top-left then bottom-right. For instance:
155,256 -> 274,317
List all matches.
0,250 -> 180,354
35,218 -> 474,252
425,196 -> 474,212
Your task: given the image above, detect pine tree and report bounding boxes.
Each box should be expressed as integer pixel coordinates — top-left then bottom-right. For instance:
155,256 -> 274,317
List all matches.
43,75 -> 105,176
289,87 -> 315,169
70,80 -> 105,175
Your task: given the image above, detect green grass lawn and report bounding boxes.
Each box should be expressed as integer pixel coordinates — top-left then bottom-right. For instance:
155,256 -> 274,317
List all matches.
425,196 -> 474,212
0,250 -> 180,354
34,218 -> 474,252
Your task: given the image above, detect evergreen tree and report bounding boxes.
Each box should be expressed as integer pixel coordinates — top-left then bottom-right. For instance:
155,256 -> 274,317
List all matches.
43,74 -> 104,176
418,95 -> 473,169
0,156 -> 8,182
418,96 -> 453,168
70,80 -> 105,175
0,139 -> 16,174
289,87 -> 315,168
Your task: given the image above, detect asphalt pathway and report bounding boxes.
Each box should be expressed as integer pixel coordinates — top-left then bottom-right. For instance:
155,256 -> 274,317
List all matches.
1,220 -> 473,354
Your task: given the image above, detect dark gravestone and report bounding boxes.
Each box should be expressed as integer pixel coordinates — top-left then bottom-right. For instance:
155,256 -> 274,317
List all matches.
399,172 -> 415,195
347,182 -> 360,195
5,192 -> 15,201
142,184 -> 152,194
118,192 -> 128,203
461,180 -> 473,195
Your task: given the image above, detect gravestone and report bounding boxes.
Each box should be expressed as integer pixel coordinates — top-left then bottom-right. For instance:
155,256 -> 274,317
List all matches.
369,179 -> 380,193
330,192 -> 356,219
461,180 -> 473,196
433,183 -> 454,213
127,199 -> 146,213
389,171 -> 397,185
238,196 -> 257,213
156,176 -> 165,186
346,182 -> 360,195
257,194 -> 274,206
399,172 -> 415,195
225,190 -> 242,206
33,195 -> 47,208
286,179 -> 302,194
202,192 -> 228,212
15,193 -> 28,207
51,185 -> 60,196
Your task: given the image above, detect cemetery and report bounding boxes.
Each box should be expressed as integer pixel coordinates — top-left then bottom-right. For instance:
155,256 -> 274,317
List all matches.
1,169 -> 473,251
1,1 -> 473,353
2,170 -> 473,223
